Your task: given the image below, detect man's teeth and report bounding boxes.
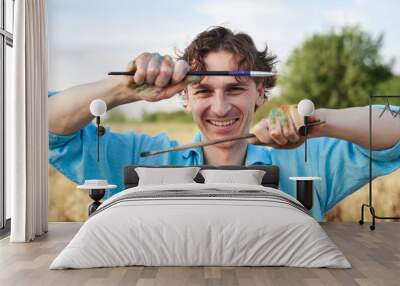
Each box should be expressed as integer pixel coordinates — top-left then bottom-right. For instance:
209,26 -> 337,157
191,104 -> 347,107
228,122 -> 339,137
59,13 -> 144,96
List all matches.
209,119 -> 237,127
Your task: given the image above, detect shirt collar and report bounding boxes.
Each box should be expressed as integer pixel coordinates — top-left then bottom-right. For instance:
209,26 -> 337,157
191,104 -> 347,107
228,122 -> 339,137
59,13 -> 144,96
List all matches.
183,131 -> 271,165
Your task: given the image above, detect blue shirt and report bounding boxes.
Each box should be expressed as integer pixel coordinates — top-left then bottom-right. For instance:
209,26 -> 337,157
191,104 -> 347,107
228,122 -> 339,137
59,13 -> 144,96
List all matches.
48,92 -> 400,221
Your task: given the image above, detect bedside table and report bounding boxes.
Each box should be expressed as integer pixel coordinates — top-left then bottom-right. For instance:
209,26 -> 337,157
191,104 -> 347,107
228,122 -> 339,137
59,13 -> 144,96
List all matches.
77,180 -> 117,216
289,176 -> 320,210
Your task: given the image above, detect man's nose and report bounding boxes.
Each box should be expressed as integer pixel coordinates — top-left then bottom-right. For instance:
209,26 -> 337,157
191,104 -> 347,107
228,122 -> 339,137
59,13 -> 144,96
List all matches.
210,92 -> 231,116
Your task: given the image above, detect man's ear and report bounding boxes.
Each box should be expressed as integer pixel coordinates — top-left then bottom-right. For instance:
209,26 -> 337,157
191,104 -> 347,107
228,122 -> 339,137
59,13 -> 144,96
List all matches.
182,89 -> 192,112
255,82 -> 266,108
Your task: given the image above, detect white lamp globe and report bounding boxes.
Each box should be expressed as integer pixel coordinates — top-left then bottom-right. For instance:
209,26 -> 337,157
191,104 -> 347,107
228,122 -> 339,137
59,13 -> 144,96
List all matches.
90,99 -> 107,117
297,99 -> 315,116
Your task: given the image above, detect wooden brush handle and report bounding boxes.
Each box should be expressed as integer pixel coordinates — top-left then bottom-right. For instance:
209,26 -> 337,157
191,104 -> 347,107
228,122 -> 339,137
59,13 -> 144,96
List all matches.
140,121 -> 325,157
141,134 -> 256,157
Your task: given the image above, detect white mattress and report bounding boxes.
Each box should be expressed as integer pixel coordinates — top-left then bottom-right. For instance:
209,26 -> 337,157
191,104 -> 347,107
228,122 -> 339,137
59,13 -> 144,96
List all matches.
50,183 -> 351,269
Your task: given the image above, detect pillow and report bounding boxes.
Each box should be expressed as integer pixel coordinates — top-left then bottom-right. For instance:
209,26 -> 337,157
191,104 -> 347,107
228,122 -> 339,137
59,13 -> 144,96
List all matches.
135,167 -> 201,186
200,169 -> 266,185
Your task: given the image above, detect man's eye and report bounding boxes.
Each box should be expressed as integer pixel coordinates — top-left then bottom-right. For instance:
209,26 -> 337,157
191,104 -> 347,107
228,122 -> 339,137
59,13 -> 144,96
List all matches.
194,90 -> 211,95
227,87 -> 246,93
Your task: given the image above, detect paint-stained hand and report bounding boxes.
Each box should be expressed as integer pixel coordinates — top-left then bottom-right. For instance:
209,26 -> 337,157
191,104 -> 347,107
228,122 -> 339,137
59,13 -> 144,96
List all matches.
122,52 -> 201,102
249,105 -> 319,149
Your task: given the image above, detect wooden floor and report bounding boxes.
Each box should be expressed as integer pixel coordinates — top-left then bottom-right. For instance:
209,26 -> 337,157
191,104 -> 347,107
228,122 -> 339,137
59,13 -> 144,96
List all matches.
0,222 -> 399,286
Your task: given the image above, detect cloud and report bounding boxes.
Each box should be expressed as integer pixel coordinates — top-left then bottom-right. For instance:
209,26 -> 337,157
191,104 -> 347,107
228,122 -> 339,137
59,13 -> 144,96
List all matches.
196,0 -> 304,63
322,9 -> 363,27
197,0 -> 400,71
321,0 -> 400,71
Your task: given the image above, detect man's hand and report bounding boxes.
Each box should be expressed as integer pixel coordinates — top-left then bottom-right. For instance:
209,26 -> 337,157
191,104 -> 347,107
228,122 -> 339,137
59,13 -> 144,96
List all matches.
250,105 -> 321,149
122,52 -> 201,103
49,52 -> 200,135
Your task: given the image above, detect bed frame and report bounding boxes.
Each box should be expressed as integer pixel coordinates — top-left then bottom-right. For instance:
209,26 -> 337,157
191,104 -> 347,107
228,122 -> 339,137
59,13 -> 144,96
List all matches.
86,165 -> 279,216
123,165 -> 280,189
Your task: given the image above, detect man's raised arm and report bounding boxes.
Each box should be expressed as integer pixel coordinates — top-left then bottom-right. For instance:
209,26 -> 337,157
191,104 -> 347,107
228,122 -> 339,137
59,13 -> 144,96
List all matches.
49,77 -> 133,135
313,106 -> 400,150
48,52 -> 193,135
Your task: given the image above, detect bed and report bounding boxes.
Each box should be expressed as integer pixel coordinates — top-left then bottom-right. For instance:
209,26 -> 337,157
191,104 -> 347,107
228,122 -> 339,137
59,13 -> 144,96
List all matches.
49,165 -> 350,269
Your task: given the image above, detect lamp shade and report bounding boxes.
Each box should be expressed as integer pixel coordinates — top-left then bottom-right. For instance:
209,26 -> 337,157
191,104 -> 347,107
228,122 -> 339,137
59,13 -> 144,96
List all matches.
297,99 -> 314,116
89,99 -> 107,117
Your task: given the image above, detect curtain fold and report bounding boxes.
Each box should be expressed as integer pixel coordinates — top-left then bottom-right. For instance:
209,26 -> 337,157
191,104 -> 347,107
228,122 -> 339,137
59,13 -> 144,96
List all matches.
7,0 -> 48,242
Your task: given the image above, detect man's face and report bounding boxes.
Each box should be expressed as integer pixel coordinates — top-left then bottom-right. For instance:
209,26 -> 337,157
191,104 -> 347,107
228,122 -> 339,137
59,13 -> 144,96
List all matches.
185,50 -> 265,146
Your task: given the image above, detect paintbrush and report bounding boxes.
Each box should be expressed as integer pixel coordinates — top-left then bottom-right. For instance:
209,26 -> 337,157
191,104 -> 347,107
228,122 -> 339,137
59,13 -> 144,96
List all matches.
140,133 -> 256,157
108,70 -> 276,77
140,120 -> 325,157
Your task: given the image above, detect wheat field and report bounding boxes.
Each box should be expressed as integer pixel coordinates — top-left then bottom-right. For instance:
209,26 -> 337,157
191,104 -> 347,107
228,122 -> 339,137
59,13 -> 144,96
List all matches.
48,122 -> 400,222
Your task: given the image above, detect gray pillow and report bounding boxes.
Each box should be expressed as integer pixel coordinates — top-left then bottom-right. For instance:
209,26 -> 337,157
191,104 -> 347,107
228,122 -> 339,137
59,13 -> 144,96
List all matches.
135,167 -> 201,186
200,169 -> 266,185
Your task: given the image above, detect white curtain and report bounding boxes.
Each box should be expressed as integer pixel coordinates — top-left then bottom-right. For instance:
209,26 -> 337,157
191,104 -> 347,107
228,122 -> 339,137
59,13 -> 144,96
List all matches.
7,0 -> 48,242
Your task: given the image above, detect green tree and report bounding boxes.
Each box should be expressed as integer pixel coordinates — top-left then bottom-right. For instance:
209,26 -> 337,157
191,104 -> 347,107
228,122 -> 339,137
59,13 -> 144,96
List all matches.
280,26 -> 393,108
377,75 -> 400,96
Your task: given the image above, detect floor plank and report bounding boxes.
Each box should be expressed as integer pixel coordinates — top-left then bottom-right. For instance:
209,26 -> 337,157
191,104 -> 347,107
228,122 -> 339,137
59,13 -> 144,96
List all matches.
0,222 -> 398,286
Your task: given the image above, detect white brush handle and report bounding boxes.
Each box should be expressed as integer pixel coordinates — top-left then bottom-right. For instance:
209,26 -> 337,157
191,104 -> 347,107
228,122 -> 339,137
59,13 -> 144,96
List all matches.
249,71 -> 276,77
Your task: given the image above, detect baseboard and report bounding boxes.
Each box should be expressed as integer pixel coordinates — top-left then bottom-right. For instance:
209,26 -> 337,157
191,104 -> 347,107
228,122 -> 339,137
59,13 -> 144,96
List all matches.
0,218 -> 11,239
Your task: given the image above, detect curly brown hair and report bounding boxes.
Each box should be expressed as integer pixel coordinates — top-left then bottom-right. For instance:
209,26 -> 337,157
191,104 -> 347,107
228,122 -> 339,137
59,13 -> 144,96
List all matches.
177,26 -> 277,98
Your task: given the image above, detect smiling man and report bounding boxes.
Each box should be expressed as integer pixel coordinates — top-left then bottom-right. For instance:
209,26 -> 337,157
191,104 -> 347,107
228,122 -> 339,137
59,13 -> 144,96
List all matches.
48,26 -> 400,220
184,50 -> 268,166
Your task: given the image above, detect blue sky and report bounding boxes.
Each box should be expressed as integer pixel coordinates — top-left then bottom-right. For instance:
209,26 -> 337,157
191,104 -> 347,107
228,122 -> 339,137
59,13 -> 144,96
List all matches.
47,0 -> 400,117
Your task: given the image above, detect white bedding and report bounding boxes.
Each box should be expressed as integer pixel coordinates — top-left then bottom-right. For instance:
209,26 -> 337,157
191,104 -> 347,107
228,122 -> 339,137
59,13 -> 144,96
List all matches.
50,183 -> 351,269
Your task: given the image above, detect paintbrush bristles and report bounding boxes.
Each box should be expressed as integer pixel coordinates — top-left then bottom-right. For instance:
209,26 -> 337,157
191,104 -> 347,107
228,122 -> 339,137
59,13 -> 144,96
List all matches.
140,152 -> 150,157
